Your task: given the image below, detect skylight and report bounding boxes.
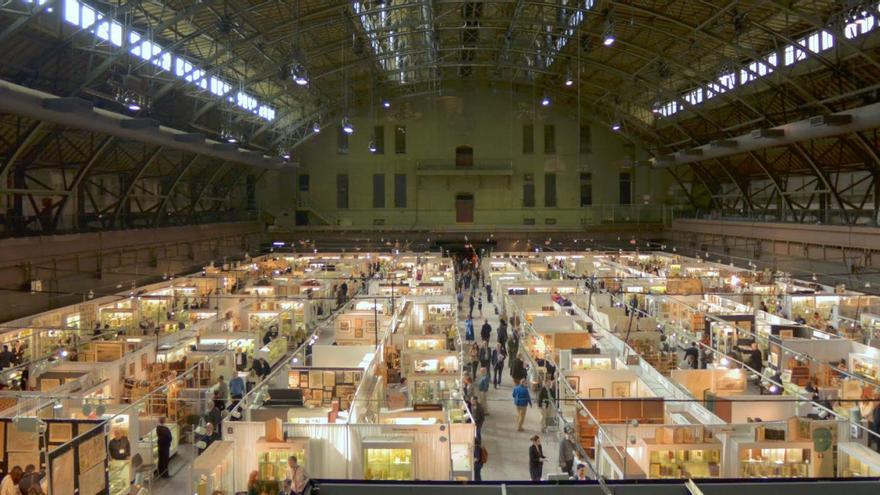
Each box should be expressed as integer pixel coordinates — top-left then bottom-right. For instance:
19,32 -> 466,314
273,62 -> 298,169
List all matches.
656,5 -> 878,119
50,0 -> 276,122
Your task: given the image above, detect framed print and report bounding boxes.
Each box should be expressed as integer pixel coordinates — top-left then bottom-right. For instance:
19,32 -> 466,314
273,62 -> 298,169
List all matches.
343,371 -> 355,384
335,371 -> 344,384
611,381 -> 630,398
289,372 -> 301,388
300,372 -> 309,385
588,388 -> 605,398
308,371 -> 323,389
49,423 -> 73,443
323,371 -> 336,388
77,434 -> 106,472
338,320 -> 352,335
565,376 -> 580,394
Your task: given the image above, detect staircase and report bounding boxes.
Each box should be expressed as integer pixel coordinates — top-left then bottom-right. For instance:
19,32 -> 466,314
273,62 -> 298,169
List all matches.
296,197 -> 338,226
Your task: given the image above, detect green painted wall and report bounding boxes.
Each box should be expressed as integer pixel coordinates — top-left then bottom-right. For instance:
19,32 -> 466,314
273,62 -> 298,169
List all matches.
259,87 -> 675,228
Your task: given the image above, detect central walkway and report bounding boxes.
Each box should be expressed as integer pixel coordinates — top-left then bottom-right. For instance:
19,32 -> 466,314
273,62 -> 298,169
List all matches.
462,267 -> 562,481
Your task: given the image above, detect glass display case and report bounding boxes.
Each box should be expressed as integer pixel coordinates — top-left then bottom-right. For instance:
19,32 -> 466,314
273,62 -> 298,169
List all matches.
108,460 -> 131,495
362,438 -> 414,481
256,438 -> 309,481
633,437 -> 722,479
738,442 -> 812,478
411,377 -> 456,404
838,442 -> 880,477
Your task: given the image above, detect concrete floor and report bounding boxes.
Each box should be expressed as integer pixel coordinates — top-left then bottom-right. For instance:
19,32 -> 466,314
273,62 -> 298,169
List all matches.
463,270 -> 563,482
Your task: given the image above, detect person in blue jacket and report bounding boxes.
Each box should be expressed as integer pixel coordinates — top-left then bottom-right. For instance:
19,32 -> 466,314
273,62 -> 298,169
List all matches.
465,318 -> 475,341
512,378 -> 532,432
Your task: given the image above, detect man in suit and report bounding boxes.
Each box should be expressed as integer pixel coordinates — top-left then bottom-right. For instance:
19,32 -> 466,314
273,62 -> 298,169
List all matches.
528,435 -> 546,482
156,417 -> 173,478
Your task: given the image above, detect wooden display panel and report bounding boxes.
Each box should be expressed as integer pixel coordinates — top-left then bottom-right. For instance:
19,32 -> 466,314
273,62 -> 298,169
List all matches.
50,449 -> 75,495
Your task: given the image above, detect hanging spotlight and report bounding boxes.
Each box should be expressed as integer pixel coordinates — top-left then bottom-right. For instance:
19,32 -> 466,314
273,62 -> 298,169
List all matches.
220,125 -> 241,144
368,139 -> 377,153
382,100 -> 391,108
611,121 -> 621,131
342,117 -> 354,135
564,70 -> 574,87
290,64 -> 309,86
312,121 -> 321,134
541,95 -> 551,106
602,21 -> 616,46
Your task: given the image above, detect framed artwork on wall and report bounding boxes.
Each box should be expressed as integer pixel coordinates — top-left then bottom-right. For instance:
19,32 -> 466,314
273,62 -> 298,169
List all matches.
588,388 -> 605,398
611,381 -> 630,398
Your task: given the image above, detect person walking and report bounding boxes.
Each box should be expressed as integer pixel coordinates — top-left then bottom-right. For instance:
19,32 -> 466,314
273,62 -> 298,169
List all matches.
511,353 -> 527,384
558,432 -> 577,477
477,293 -> 483,317
480,319 -> 492,343
478,342 -> 491,371
468,293 -> 475,319
512,379 -> 532,432
470,396 -> 485,443
537,377 -> 555,433
468,343 -> 480,380
477,367 -> 490,415
157,417 -> 173,478
528,435 -> 546,482
497,319 -> 508,348
473,439 -> 486,481
491,344 -> 506,389
465,317 -> 475,341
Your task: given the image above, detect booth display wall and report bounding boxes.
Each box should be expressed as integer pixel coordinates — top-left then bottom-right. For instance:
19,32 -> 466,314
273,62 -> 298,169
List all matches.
312,346 -> 374,368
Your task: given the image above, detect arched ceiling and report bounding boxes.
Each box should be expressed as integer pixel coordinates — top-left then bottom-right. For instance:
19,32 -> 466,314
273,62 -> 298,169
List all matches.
1,0 -> 879,230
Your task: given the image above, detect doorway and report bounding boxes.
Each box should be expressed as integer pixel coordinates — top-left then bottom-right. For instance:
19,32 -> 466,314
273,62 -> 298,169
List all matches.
455,145 -> 473,168
455,193 -> 474,223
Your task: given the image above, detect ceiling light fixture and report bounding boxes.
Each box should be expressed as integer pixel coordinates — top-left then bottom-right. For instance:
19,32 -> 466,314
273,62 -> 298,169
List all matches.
603,21 -> 616,46
611,121 -> 621,131
290,64 -> 309,86
382,100 -> 391,108
564,70 -> 574,87
312,121 -> 321,134
541,95 -> 551,106
342,117 -> 354,135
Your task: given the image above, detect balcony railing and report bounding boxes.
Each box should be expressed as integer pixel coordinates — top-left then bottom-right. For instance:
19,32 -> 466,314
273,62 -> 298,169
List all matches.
415,159 -> 514,175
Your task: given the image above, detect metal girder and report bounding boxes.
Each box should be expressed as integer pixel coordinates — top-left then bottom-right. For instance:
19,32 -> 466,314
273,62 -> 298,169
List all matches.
0,121 -> 46,179
152,155 -> 205,224
0,0 -> 57,47
54,135 -> 116,230
190,162 -> 233,213
110,145 -> 166,227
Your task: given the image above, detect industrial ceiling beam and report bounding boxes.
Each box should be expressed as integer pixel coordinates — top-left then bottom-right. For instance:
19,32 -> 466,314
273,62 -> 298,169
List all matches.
0,80 -> 283,168
653,103 -> 880,167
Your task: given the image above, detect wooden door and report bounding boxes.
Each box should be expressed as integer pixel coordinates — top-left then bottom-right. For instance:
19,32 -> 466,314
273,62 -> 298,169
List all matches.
455,193 -> 474,223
